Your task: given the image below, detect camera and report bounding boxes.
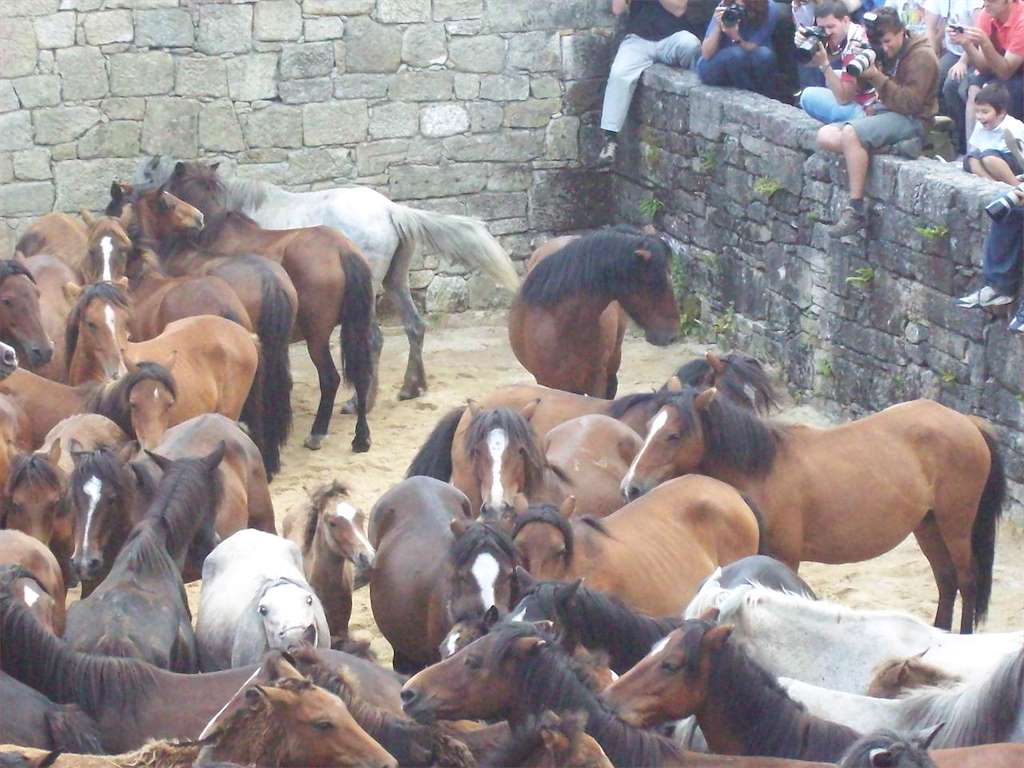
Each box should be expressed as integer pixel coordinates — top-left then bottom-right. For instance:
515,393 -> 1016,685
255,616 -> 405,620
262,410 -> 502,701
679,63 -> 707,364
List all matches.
795,25 -> 829,63
949,24 -> 965,33
721,3 -> 746,27
861,11 -> 882,40
985,188 -> 1024,222
846,46 -> 877,77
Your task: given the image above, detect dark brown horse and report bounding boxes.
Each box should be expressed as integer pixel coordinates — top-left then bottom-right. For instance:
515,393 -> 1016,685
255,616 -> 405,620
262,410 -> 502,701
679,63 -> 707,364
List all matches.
368,476 -> 518,673
0,533 -> 65,635
0,670 -> 103,755
621,388 -> 1005,633
483,711 -> 613,768
0,258 -> 54,371
509,228 -> 679,398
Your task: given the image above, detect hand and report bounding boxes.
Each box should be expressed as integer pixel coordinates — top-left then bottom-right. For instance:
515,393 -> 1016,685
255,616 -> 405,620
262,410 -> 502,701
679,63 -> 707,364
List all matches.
861,62 -> 880,78
949,59 -> 967,81
1014,186 -> 1024,204
963,26 -> 988,46
948,27 -> 966,45
713,4 -> 727,28
810,41 -> 829,68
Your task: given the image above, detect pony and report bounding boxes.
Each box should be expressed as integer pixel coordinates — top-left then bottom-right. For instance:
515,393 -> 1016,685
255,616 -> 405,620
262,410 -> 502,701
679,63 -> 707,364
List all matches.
838,730 -> 1024,768
621,388 -> 1004,633
281,480 -> 374,645
0,535 -> 65,635
512,476 -> 762,617
196,529 -> 331,671
134,154 -> 518,406
0,257 -> 53,371
13,213 -> 88,278
23,252 -> 76,382
79,209 -> 135,284
40,413 -> 128,477
482,711 -> 613,768
672,351 -> 779,414
509,228 -> 679,397
367,476 -> 518,673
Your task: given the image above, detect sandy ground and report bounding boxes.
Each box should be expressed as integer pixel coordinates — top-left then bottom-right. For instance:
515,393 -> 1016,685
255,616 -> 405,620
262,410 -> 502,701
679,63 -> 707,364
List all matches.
176,319 -> 1024,666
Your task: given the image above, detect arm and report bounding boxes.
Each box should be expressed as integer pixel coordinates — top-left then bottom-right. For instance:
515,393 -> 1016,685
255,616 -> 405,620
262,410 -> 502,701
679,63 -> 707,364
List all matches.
860,50 -> 939,116
659,0 -> 689,15
811,44 -> 857,103
977,36 -> 1024,79
612,0 -> 631,15
702,5 -> 725,59
924,10 -> 944,55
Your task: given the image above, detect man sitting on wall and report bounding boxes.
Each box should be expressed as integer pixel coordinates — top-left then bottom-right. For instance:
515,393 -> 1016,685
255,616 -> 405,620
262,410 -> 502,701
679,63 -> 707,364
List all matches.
599,0 -> 706,164
816,8 -> 939,236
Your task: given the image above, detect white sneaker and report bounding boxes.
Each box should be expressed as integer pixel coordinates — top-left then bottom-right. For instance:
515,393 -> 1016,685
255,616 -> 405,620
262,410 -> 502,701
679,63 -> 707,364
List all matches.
597,140 -> 617,165
955,285 -> 1014,308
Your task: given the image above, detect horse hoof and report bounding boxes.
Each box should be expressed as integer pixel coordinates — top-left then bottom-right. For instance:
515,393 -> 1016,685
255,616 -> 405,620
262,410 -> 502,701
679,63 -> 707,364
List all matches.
352,437 -> 371,453
398,386 -> 423,401
338,397 -> 357,415
304,434 -> 325,451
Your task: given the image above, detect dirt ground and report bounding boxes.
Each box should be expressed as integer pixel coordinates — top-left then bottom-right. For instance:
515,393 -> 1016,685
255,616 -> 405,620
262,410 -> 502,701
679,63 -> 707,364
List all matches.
183,319 -> 1024,665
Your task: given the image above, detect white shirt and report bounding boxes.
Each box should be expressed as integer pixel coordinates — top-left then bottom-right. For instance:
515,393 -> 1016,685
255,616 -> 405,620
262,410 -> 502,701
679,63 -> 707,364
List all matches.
886,0 -> 929,36
968,114 -> 1024,153
922,0 -> 983,56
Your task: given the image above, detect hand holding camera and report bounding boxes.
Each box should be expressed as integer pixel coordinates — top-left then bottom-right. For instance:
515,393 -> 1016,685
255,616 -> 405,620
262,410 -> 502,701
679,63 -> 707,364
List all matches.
719,1 -> 746,29
795,25 -> 829,63
846,45 -> 877,77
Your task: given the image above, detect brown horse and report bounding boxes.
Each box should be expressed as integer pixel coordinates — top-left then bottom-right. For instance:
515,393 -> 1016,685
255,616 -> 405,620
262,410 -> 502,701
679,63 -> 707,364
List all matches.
839,731 -> 1024,768
0,369 -> 114,448
0,534 -> 65,635
0,257 -> 54,371
40,414 -> 128,477
621,388 -> 1005,633
0,395 -> 32,490
14,213 -> 88,277
484,711 -> 613,768
22,253 -> 76,383
79,209 -> 135,284
282,480 -> 374,646
512,478 -> 761,617
509,228 -> 679,398
135,166 -> 375,453
368,476 -> 518,673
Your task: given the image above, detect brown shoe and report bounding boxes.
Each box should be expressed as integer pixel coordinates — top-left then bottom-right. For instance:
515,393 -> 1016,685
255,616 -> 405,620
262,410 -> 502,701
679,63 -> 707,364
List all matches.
827,206 -> 866,237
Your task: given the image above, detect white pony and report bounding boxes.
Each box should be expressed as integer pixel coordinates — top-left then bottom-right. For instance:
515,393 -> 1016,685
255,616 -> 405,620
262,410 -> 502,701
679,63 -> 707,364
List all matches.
692,583 -> 1024,692
134,156 -> 519,403
196,529 -> 330,672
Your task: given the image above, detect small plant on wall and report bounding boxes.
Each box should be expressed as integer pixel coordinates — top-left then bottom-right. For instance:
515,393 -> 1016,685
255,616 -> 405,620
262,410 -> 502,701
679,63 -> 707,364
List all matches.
845,267 -> 875,290
639,195 -> 665,220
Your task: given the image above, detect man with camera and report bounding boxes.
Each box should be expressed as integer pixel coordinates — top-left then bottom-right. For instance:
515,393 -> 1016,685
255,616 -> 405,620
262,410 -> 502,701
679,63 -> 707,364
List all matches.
796,1 -> 878,123
924,0 -> 984,152
696,0 -> 782,95
817,7 -> 939,236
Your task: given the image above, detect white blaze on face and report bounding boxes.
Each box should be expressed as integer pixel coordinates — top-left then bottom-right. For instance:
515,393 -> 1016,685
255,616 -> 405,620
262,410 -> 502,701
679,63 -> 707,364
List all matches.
334,500 -> 374,559
648,635 -> 670,658
77,475 -> 103,558
23,583 -> 40,607
622,408 -> 670,491
100,236 -> 114,281
445,631 -> 461,657
486,428 -> 508,506
510,606 -> 527,623
471,551 -> 500,610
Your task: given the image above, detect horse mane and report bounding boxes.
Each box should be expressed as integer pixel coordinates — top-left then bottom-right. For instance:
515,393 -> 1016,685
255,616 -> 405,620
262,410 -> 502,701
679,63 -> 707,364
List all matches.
106,516 -> 181,583
222,176 -> 271,213
302,480 -> 351,554
89,361 -> 177,437
147,454 -> 224,556
483,710 -> 588,768
164,161 -> 228,216
519,228 -> 671,305
450,520 -> 518,572
837,729 -> 937,768
577,516 -> 611,537
673,353 -> 779,414
513,504 -> 574,563
70,447 -> 132,509
0,259 -> 36,286
0,564 -> 49,596
465,407 -> 545,493
605,390 -> 673,420
5,452 -> 64,495
64,281 -> 131,377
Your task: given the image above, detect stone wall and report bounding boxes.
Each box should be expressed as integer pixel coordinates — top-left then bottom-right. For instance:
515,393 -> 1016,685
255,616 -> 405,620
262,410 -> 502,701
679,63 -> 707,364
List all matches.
613,64 -> 1024,523
0,0 -> 617,313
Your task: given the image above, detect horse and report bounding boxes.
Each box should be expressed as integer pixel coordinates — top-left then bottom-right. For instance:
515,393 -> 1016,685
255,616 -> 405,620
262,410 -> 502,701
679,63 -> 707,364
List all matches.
680,583 -> 1024,693
0,395 -> 32,490
684,556 -> 817,620
838,730 -> 1024,768
196,529 -> 331,672
13,213 -> 88,278
512,476 -> 763,617
64,445 -> 225,672
367,476 -> 518,673
401,621 -> 831,768
281,480 -> 374,646
79,209 -> 134,283
22,253 -> 76,383
482,711 -> 613,768
129,171 -> 374,453
621,388 -> 1005,634
0,257 -> 54,371
40,414 -> 128,477
509,228 -> 679,398
135,154 -> 519,405
672,351 -> 779,414
867,657 -> 962,698
0,534 -> 65,635
0,672 -> 103,755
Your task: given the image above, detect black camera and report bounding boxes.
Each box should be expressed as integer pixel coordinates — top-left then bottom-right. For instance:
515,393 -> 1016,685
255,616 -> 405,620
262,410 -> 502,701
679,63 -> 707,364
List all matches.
722,3 -> 746,27
949,23 -> 965,33
985,188 -> 1023,222
795,25 -> 829,63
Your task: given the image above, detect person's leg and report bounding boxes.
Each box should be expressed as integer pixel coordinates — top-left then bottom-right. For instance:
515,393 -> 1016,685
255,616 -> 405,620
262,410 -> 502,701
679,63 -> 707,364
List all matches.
599,35 -> 658,135
746,46 -> 778,96
968,155 -> 993,179
979,151 -> 1020,184
842,123 -> 871,200
816,122 -> 845,152
654,30 -> 701,69
697,46 -> 747,87
983,205 -> 1024,297
800,87 -> 866,123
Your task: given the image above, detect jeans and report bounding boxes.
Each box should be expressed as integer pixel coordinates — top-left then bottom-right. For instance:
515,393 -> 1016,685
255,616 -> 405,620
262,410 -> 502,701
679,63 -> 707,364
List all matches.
984,205 -> 1024,295
600,31 -> 702,133
798,65 -> 826,89
799,86 -> 866,124
937,50 -> 970,153
697,45 -> 777,96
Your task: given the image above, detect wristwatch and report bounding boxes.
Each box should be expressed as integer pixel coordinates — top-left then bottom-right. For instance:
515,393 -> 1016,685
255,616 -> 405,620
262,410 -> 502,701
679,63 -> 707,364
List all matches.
819,63 -> 830,72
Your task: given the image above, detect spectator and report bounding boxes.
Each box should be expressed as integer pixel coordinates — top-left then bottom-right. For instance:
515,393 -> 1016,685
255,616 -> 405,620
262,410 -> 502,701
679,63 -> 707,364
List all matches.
887,0 -> 930,34
964,82 -> 1024,181
794,0 -> 826,87
817,8 -> 939,236
697,0 -> 782,95
798,1 -> 879,121
924,0 -> 983,152
599,0 -> 704,164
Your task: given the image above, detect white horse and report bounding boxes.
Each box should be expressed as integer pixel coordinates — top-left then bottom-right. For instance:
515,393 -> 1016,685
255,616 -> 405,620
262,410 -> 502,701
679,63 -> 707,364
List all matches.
0,341 -> 17,380
195,529 -> 330,672
691,583 -> 1024,692
134,156 -> 520,404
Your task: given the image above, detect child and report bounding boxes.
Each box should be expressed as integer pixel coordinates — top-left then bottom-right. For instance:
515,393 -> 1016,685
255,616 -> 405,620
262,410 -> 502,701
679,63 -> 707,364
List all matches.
964,83 -> 1024,184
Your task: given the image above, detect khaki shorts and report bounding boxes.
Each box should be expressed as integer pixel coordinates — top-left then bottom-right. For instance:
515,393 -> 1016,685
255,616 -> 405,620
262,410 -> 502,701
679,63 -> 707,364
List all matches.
847,109 -> 923,149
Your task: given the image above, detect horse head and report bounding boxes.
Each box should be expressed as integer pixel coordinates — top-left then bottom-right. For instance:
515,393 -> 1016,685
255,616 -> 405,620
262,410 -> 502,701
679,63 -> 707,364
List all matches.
249,578 -> 328,659
82,214 -> 134,284
611,234 -> 679,347
511,498 -> 575,581
0,257 -> 52,370
445,518 -> 519,630
132,186 -> 205,246
64,280 -> 132,384
304,480 -> 375,587
3,443 -> 68,550
465,401 -> 545,520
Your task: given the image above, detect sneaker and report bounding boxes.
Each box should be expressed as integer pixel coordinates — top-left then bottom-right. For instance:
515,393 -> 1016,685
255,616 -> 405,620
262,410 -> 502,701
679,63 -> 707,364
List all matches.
597,139 -> 618,166
955,285 -> 1014,308
1004,127 -> 1024,173
1008,311 -> 1024,333
827,206 -> 866,237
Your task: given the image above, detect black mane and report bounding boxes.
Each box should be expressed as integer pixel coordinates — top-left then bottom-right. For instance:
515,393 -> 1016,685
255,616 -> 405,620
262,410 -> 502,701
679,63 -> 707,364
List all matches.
838,730 -> 937,768
144,453 -> 225,565
64,281 -> 131,375
482,711 -> 588,768
5,451 -> 63,496
450,520 -> 518,572
513,504 -> 575,563
0,259 -> 36,285
465,407 -> 545,493
89,361 -> 177,437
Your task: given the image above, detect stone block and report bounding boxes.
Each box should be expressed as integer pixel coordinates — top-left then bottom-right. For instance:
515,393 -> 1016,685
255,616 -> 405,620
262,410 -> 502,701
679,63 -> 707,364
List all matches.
425,275 -> 467,313
467,102 -> 502,132
34,12 -> 76,48
508,31 -> 560,72
464,191 -> 527,220
280,42 -> 334,79
486,164 -> 530,191
8,0 -> 59,15
448,36 -> 505,73
103,0 -> 178,8
545,115 -> 579,160
303,100 -> 368,145
0,156 -> 14,185
110,52 -> 173,96
0,20 -> 39,79
369,102 -> 419,139
433,0 -> 482,19
303,0 -> 372,14
199,101 -> 245,152
101,97 -> 145,120
279,78 -> 334,103
54,157 -> 137,211
197,5 -> 253,56
530,167 -> 611,231
304,17 -> 344,42
33,105 -> 101,144
453,73 -> 480,100
375,0 -> 430,22
78,121 -> 140,158
389,71 -> 453,101
420,103 -> 469,138
479,74 -> 530,101
445,19 -> 482,35
334,74 -> 389,99
286,147 -> 354,184
531,74 -> 560,98
227,54 -> 279,101
401,24 -> 447,67
503,98 -> 559,128
0,182 -> 54,216
245,105 -> 303,148
141,97 -> 199,158
254,0 -> 302,41
356,139 -> 408,175
84,10 -> 134,45
13,148 -> 51,180
176,58 -> 229,98
0,83 -> 19,114
561,29 -> 613,80
345,17 -> 402,73
134,9 -> 194,48
443,131 -> 542,162
13,75 -> 61,108
56,46 -> 109,101
389,163 -> 487,199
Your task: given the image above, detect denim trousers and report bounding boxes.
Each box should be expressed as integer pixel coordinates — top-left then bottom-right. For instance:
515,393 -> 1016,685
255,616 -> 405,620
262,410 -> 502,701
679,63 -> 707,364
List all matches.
696,45 -> 777,96
799,86 -> 867,123
984,205 -> 1024,295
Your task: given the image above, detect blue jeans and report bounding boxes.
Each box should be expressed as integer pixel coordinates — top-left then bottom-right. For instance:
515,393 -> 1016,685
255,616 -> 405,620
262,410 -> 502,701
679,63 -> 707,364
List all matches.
984,205 -> 1024,295
798,65 -> 825,89
799,87 -> 866,124
697,45 -> 777,96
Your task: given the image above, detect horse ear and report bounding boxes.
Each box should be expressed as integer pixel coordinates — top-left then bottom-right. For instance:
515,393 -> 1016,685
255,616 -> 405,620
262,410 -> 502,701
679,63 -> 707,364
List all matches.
913,722 -> 944,750
483,604 -> 501,628
701,623 -> 733,653
245,686 -> 268,710
520,398 -> 539,422
664,375 -> 683,393
80,208 -> 96,228
466,399 -> 481,419
557,495 -> 576,518
46,438 -> 61,468
110,181 -> 124,203
693,387 -> 717,412
868,748 -> 895,768
698,606 -> 721,623
63,282 -> 82,303
514,635 -> 547,657
145,450 -> 173,472
514,565 -> 538,593
173,161 -> 187,178
450,515 -> 471,539
705,351 -> 726,373
203,440 -> 227,472
555,578 -> 583,606
635,248 -> 653,262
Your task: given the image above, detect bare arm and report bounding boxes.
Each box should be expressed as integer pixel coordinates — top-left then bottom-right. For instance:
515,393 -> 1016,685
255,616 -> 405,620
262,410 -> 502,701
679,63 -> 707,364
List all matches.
659,0 -> 689,15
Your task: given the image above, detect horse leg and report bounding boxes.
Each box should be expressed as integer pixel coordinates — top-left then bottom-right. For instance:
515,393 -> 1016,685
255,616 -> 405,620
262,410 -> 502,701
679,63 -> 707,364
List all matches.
391,647 -> 425,675
386,242 -> 427,400
912,514 -> 958,632
931,507 -> 980,634
339,321 -> 381,415
304,327 -> 341,451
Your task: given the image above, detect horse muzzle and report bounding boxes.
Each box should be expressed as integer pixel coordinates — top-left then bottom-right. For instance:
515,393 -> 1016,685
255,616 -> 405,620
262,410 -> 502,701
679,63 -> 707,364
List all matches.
644,327 -> 679,347
399,687 -> 437,724
72,554 -> 103,583
26,342 -> 53,369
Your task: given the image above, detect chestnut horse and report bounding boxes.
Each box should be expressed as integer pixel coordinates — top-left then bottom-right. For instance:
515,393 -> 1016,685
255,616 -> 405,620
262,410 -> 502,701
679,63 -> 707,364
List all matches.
368,476 -> 518,673
80,210 -> 134,284
0,533 -> 65,635
509,228 -> 679,398
622,388 -> 1005,633
23,253 -> 76,383
0,258 -> 54,371
0,394 -> 32,490
40,414 -> 128,477
512,477 -> 762,617
484,711 -> 613,768
14,213 -> 88,278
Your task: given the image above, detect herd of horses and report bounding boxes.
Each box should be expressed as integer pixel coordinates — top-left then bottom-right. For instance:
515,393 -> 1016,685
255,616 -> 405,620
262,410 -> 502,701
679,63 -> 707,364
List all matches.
0,156 -> 1021,767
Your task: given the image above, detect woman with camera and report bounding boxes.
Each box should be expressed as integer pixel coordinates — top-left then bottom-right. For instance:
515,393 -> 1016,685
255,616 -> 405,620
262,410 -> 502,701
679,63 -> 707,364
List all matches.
696,0 -> 782,95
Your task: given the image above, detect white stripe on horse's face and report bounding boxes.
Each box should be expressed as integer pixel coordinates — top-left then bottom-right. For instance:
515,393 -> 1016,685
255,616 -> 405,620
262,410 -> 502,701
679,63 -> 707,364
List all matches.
76,475 -> 103,559
486,428 -> 508,506
622,407 -> 670,492
471,551 -> 500,610
100,236 -> 113,281
24,583 -> 40,607
648,635 -> 670,658
333,500 -> 375,558
446,631 -> 461,657
510,606 -> 527,623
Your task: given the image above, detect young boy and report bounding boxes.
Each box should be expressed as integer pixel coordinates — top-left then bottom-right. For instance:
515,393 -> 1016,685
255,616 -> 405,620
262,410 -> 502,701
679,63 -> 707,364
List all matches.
964,82 -> 1024,184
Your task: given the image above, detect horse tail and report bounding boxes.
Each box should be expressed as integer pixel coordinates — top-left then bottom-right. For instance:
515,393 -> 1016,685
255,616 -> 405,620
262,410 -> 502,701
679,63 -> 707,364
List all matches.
406,406 -> 464,481
388,203 -> 519,291
46,703 -> 105,754
339,248 -> 375,449
239,333 -> 269,479
741,494 -> 771,557
969,417 -> 1005,626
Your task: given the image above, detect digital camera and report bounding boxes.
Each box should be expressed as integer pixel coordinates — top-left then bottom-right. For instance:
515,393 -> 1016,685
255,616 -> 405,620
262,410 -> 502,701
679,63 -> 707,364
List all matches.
846,46 -> 877,77
985,188 -> 1023,222
722,3 -> 746,27
795,25 -> 829,63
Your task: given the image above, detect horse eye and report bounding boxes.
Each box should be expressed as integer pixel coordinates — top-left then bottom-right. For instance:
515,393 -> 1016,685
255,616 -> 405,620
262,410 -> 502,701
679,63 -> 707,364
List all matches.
313,721 -> 334,732
1,299 -> 10,307
258,605 -> 268,616
660,660 -> 681,673
305,595 -> 313,606
666,433 -> 681,443
86,321 -> 97,331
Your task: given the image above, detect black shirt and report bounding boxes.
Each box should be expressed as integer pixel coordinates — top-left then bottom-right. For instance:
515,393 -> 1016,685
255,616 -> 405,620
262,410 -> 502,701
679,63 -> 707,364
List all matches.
625,0 -> 706,40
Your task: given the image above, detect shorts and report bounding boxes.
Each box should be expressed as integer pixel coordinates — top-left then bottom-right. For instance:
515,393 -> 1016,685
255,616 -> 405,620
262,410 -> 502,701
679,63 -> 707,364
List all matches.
846,108 -> 923,149
964,148 -> 1024,175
